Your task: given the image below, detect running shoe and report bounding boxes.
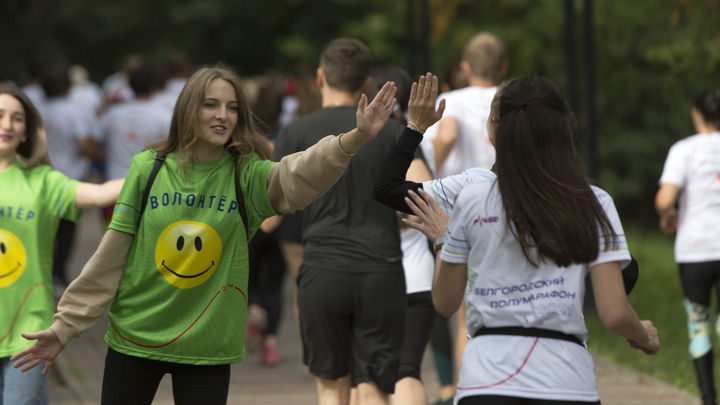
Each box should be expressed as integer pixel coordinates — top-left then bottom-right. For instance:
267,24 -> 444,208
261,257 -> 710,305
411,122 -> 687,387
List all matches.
261,345 -> 280,366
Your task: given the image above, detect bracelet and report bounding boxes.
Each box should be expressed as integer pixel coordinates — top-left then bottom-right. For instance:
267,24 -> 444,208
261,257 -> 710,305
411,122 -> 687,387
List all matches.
407,122 -> 423,134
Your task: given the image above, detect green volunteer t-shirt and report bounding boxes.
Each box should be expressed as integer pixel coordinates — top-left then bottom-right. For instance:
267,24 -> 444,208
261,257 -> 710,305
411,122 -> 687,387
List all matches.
0,160 -> 82,357
106,150 -> 277,364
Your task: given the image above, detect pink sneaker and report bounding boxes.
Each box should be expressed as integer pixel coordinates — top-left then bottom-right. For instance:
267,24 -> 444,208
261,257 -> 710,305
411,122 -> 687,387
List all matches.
262,345 -> 280,366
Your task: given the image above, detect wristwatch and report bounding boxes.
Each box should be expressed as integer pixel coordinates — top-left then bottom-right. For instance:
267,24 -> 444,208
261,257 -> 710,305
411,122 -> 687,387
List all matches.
434,236 -> 445,252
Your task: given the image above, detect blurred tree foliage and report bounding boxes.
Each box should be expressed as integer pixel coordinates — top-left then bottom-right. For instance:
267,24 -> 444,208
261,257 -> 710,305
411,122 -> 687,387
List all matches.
1,0 -> 719,223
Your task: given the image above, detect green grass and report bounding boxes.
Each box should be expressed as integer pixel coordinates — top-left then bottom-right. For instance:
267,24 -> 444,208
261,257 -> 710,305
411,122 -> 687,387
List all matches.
585,226 -> 711,395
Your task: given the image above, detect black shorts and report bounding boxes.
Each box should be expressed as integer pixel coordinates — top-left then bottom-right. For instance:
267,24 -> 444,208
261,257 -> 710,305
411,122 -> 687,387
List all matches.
297,265 -> 407,393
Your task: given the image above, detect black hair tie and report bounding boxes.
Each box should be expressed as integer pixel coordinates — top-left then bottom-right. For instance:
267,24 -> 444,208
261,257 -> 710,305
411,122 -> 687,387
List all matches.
516,103 -> 527,111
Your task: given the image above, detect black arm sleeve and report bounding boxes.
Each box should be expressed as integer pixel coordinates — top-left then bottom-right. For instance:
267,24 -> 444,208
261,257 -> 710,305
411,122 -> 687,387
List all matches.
372,127 -> 426,214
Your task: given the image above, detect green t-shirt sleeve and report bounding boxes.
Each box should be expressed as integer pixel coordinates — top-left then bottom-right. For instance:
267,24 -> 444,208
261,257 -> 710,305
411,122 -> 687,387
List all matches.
42,168 -> 83,222
108,152 -> 152,235
238,154 -> 278,240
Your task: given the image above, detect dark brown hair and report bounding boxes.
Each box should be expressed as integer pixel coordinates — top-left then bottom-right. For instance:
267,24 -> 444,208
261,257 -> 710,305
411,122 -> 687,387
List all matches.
0,85 -> 51,169
150,63 -> 271,176
319,38 -> 372,93
492,76 -> 616,267
694,89 -> 720,130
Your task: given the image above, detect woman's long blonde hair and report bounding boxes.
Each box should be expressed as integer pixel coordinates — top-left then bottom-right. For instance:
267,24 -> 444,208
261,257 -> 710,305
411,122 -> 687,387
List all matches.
0,85 -> 51,169
150,63 -> 271,176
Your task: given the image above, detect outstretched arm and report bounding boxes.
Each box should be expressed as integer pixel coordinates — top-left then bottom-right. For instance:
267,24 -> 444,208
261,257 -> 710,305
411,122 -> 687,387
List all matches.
266,82 -> 397,214
372,73 -> 445,213
11,229 -> 133,374
75,178 -> 124,209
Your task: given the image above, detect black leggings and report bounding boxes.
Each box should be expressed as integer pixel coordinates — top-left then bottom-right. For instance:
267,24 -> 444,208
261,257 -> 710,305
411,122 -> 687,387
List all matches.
458,395 -> 600,405
679,260 -> 720,405
679,260 -> 720,306
248,228 -> 286,336
101,347 -> 231,405
397,291 -> 435,380
53,219 -> 76,285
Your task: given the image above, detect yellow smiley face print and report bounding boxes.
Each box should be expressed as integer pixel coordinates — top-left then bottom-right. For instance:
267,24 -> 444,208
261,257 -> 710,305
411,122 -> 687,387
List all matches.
0,229 -> 27,288
155,221 -> 222,289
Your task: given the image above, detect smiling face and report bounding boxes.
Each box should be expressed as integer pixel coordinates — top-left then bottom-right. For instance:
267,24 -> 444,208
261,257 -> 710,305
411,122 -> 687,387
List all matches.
0,94 -> 27,158
155,221 -> 222,289
196,78 -> 238,161
0,229 -> 27,288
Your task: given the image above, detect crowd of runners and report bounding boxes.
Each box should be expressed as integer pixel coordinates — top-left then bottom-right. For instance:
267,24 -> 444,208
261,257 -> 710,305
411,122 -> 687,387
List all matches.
1,31 -> 720,405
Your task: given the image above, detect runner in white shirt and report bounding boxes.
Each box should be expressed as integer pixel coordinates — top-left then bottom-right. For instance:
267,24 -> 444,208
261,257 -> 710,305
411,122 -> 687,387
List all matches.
103,62 -> 171,180
379,75 -> 659,405
21,61 -> 46,113
656,89 -> 720,405
69,65 -> 105,119
41,67 -> 100,182
151,54 -> 192,115
423,32 -> 507,178
41,66 -> 104,289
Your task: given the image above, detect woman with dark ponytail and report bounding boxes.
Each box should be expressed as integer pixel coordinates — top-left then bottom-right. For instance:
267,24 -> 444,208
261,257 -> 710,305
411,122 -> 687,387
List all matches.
656,89 -> 720,405
374,75 -> 660,405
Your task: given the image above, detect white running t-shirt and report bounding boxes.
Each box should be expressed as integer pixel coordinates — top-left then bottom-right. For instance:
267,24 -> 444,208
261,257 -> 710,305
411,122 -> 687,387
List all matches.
423,87 -> 497,177
441,179 -> 630,403
42,97 -> 97,180
102,100 -> 172,180
401,227 -> 434,294
659,132 -> 720,263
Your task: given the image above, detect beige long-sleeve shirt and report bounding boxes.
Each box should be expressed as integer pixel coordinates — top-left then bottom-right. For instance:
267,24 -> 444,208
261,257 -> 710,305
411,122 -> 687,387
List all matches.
50,134 -> 355,346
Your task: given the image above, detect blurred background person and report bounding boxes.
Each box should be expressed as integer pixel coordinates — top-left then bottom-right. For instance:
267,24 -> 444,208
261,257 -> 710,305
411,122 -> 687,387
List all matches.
40,64 -> 103,292
103,54 -> 142,105
20,59 -> 46,112
245,74 -> 288,366
152,52 -> 193,115
656,90 -> 720,405
68,64 -> 105,120
100,60 -> 171,224
423,32 -> 506,177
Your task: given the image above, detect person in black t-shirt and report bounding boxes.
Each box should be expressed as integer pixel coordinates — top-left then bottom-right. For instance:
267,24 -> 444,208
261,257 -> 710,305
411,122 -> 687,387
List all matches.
273,39 -> 438,405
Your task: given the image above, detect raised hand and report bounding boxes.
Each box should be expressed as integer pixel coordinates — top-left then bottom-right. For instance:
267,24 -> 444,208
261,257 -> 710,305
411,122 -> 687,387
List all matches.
402,188 -> 450,242
356,81 -> 397,140
408,72 -> 446,133
10,330 -> 64,376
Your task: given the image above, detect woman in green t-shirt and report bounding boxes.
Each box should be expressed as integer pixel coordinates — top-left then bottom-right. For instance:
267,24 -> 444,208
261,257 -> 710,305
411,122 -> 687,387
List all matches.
0,85 -> 123,405
10,64 -> 423,405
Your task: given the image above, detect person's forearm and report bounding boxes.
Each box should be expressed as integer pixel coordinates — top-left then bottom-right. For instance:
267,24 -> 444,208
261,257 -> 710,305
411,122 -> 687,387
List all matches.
75,179 -> 124,209
372,127 -> 425,214
50,229 -> 132,347
602,300 -> 651,344
654,183 -> 680,216
431,117 -> 458,172
266,134 -> 355,214
338,128 -> 370,154
432,139 -> 452,174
